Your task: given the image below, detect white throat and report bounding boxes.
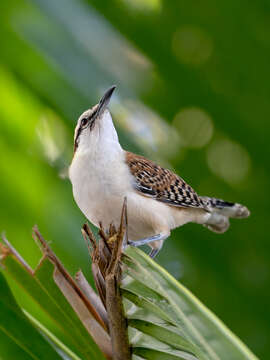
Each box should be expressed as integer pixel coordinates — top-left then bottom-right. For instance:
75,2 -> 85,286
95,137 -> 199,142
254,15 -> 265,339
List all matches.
75,110 -> 122,158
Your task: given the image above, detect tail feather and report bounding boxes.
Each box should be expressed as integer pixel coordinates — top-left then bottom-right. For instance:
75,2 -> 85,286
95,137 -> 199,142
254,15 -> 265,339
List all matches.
200,196 -> 250,233
201,196 -> 250,218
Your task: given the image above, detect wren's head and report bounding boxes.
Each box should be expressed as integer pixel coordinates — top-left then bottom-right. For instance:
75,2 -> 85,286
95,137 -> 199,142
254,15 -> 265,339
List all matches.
73,85 -> 119,155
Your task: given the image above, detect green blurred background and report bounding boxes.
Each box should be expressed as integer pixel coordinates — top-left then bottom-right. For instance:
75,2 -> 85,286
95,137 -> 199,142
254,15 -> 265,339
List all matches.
0,0 -> 269,358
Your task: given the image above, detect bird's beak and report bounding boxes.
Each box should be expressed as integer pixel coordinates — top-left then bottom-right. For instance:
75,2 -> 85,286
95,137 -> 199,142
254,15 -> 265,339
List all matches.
96,85 -> 116,117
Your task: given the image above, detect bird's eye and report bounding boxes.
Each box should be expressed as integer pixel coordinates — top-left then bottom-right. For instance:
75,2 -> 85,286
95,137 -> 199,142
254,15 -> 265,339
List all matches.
81,118 -> 88,127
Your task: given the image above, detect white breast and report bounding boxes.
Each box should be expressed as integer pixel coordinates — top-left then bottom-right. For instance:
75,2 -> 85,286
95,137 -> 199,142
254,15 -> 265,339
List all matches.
69,143 -> 131,226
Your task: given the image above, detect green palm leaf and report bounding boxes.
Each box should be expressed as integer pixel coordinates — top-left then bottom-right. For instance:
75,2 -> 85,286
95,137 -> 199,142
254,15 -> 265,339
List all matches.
0,238 -> 108,360
0,273 -> 63,360
122,247 -> 258,360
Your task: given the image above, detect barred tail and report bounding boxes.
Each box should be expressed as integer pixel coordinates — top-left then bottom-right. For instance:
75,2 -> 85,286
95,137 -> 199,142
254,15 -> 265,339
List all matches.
200,196 -> 250,233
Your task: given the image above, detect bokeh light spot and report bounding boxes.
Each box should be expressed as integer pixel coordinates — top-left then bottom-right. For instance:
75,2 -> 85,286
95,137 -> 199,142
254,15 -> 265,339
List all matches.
121,0 -> 161,12
36,111 -> 68,165
207,139 -> 251,185
173,107 -> 214,148
172,26 -> 213,66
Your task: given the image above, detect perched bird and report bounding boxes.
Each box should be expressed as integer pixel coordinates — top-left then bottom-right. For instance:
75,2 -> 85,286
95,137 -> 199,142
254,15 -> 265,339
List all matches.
69,86 -> 250,258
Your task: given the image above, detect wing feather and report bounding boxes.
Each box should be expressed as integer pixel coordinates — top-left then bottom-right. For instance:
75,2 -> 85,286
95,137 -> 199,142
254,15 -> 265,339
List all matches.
125,152 -> 207,209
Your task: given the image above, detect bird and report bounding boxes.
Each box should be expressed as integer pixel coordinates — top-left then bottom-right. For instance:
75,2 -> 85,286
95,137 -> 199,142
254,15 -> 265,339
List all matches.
69,86 -> 250,258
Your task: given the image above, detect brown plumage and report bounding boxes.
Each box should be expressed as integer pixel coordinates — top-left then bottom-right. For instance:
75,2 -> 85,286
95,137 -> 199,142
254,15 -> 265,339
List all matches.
125,152 -> 207,210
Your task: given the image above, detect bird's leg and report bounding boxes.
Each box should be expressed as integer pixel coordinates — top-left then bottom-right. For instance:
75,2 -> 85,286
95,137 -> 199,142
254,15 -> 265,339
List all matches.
128,233 -> 168,247
125,232 -> 169,258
